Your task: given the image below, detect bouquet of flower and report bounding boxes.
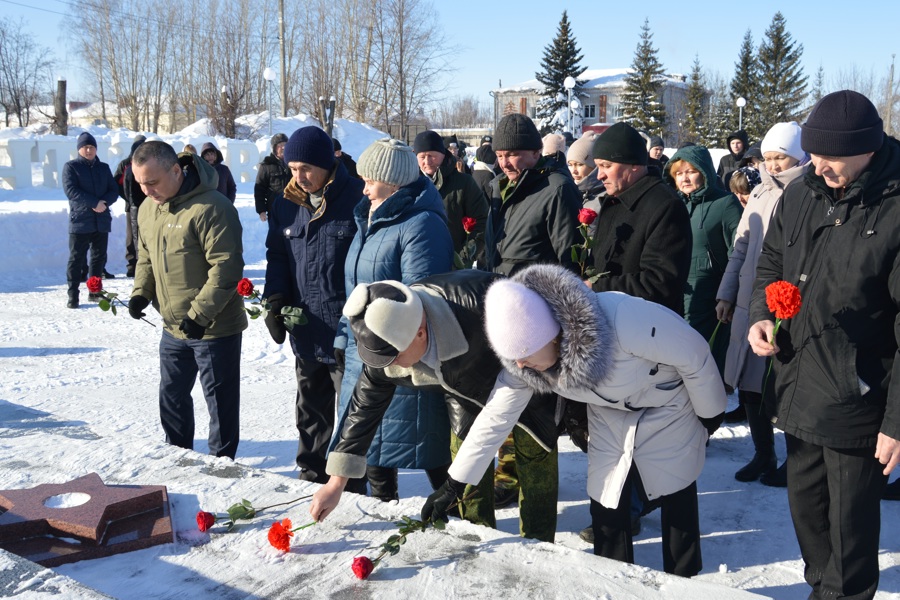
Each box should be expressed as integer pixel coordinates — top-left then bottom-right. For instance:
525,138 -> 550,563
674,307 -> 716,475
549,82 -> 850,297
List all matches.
453,217 -> 481,270
236,278 -> 307,330
196,493 -> 312,532
570,208 -> 606,284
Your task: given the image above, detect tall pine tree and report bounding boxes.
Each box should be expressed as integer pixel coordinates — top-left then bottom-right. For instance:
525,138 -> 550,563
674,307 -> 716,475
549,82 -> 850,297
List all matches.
535,11 -> 587,132
730,29 -> 761,140
701,75 -> 733,148
682,56 -> 707,144
757,12 -> 808,128
809,65 -> 826,108
620,19 -> 667,136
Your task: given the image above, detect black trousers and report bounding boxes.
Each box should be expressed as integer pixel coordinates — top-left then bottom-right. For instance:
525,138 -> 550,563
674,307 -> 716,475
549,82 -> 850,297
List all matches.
125,205 -> 140,271
294,357 -> 342,483
158,331 -> 242,459
590,466 -> 702,577
367,463 -> 450,502
785,434 -> 887,600
66,232 -> 108,291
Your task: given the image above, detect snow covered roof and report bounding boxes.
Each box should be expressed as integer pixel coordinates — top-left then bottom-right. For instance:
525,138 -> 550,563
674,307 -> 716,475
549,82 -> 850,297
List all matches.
494,68 -> 687,93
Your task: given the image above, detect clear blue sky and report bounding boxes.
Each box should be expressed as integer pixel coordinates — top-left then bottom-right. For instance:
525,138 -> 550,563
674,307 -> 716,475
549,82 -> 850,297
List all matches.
3,0 -> 899,106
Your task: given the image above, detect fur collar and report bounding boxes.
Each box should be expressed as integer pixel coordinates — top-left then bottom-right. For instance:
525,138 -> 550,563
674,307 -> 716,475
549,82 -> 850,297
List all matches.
501,264 -> 614,393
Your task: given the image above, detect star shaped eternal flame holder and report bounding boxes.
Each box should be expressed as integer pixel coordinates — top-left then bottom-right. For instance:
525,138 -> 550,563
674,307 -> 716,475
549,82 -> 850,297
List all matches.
0,473 -> 172,566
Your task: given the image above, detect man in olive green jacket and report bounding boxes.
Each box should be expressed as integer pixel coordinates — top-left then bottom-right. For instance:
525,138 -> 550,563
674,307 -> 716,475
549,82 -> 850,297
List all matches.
128,141 -> 247,459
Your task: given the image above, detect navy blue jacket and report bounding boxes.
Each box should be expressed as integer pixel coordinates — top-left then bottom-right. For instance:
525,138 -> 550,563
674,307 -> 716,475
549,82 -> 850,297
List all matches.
63,155 -> 118,234
264,161 -> 361,363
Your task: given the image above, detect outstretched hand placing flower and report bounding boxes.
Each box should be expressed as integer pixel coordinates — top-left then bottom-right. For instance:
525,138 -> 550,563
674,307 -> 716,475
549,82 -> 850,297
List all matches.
570,209 -> 606,284
196,493 -> 313,532
87,276 -> 155,326
236,278 -> 308,330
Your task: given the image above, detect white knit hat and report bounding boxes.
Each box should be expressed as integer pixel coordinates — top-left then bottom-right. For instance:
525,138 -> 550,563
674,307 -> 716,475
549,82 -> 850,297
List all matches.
357,138 -> 420,188
343,280 -> 423,368
484,279 -> 560,360
761,122 -> 805,162
566,131 -> 599,165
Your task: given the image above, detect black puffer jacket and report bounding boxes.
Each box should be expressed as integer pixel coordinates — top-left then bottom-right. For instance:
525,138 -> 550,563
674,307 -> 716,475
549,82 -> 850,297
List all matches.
200,142 -> 236,203
749,136 -> 900,447
330,269 -> 561,468
254,152 -> 292,214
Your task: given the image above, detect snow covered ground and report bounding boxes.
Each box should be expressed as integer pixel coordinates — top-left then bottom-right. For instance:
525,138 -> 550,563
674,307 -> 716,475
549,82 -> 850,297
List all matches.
0,133 -> 898,599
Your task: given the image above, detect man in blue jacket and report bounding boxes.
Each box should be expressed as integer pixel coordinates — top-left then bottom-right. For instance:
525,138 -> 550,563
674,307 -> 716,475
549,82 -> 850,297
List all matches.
263,126 -> 363,485
63,132 -> 118,308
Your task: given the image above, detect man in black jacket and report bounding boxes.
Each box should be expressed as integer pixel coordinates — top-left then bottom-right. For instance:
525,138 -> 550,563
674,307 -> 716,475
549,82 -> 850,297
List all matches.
114,135 -> 147,277
254,133 -> 291,222
748,90 -> 900,600
716,129 -> 749,187
308,270 -> 561,542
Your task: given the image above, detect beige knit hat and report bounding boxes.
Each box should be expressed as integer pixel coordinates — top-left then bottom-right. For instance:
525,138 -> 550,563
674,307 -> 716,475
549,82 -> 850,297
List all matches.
357,138 -> 420,188
542,133 -> 567,156
566,132 -> 600,165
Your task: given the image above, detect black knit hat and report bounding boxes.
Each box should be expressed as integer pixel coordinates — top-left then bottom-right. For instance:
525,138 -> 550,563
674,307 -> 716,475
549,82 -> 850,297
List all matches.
332,138 -> 342,151
413,130 -> 446,154
475,145 -> 497,164
77,132 -> 97,150
271,132 -> 288,148
801,90 -> 884,156
592,122 -> 648,166
493,114 -> 542,151
283,126 -> 335,170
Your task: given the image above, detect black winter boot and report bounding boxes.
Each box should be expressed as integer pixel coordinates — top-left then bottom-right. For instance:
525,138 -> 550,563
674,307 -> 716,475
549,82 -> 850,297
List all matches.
735,402 -> 776,482
366,465 -> 399,502
760,461 -> 787,487
66,289 -> 79,309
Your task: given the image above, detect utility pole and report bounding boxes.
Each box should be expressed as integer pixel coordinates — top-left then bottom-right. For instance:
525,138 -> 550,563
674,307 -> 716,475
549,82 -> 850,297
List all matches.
279,0 -> 287,117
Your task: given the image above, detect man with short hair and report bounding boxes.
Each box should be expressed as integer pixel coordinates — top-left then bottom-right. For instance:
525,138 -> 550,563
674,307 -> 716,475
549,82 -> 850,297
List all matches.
128,141 -> 247,459
716,129 -> 749,186
413,130 -> 488,260
254,133 -> 291,222
748,90 -> 900,600
263,126 -> 362,484
308,270 -> 561,542
63,132 -> 119,308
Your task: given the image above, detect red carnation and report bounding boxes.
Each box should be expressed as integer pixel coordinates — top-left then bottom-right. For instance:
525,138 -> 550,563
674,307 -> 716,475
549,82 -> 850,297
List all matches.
351,556 -> 375,580
578,208 -> 598,226
196,511 -> 216,532
86,276 -> 103,294
462,217 -> 477,234
267,518 -> 294,552
765,280 -> 802,320
237,278 -> 255,298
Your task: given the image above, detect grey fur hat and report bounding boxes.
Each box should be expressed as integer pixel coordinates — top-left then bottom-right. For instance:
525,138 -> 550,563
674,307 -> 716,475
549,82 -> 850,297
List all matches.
357,138 -> 420,187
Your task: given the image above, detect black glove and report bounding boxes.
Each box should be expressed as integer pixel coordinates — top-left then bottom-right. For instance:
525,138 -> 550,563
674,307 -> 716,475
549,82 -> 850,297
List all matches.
699,412 -> 725,438
128,295 -> 150,320
563,400 -> 589,453
179,316 -> 206,340
421,477 -> 467,524
263,293 -> 286,344
334,348 -> 345,372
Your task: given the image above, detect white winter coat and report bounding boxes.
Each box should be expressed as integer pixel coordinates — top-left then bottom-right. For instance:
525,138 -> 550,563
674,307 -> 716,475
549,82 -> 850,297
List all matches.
448,265 -> 727,509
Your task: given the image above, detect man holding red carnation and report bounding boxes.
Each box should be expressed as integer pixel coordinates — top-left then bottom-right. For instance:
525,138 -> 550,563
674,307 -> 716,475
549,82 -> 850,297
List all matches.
749,90 -> 900,600
128,141 -> 247,460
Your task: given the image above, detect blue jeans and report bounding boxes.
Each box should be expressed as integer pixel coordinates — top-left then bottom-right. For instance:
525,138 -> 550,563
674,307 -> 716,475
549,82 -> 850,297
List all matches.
158,331 -> 242,458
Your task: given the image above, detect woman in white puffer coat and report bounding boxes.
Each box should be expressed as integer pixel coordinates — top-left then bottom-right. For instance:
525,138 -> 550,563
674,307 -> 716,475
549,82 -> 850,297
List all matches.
714,122 -> 809,486
422,263 -> 726,577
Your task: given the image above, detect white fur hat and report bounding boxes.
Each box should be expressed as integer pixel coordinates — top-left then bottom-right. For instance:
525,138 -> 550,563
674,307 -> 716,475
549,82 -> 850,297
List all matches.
761,122 -> 806,162
343,281 -> 423,368
484,279 -> 560,360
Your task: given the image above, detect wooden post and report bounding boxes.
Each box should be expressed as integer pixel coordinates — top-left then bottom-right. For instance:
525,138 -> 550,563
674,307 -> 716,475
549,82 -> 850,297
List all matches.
52,79 -> 68,136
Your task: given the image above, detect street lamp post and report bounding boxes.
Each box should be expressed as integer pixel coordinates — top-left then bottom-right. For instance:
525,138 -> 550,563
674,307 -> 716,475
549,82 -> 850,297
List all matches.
736,97 -> 746,131
263,67 -> 276,136
563,76 -> 576,134
570,99 -> 580,137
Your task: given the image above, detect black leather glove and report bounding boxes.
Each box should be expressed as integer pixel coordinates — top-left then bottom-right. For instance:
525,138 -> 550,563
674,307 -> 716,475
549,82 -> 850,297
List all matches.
263,293 -> 286,344
699,411 -> 725,438
128,295 -> 150,320
563,400 -> 589,453
421,477 -> 467,524
334,348 -> 345,372
179,316 -> 206,340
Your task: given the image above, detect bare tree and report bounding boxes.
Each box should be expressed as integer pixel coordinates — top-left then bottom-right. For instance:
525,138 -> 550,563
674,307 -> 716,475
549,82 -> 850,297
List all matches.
430,95 -> 491,128
0,17 -> 53,127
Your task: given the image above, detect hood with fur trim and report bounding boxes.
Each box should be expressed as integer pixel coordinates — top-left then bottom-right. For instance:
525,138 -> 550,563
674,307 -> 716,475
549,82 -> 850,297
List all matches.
495,264 -> 614,394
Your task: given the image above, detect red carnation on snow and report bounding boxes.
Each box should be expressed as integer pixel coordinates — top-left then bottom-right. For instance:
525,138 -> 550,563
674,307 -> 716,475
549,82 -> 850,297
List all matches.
86,276 -> 104,294
268,518 -> 294,552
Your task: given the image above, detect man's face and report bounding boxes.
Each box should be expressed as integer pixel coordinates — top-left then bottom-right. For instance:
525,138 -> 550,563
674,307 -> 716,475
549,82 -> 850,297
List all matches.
391,318 -> 428,368
730,139 -> 745,155
202,150 -> 217,165
417,151 -> 445,176
78,145 -> 97,160
289,161 -> 330,194
274,143 -> 285,160
810,153 -> 874,189
133,159 -> 183,205
649,146 -> 663,160
593,159 -> 641,196
496,150 -> 541,183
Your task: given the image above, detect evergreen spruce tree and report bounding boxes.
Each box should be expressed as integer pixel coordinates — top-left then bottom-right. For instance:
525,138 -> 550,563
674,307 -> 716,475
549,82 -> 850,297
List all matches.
682,56 -> 707,144
534,10 -> 587,133
757,12 -> 808,128
809,65 -> 826,107
620,19 -> 667,136
730,29 -> 762,140
701,76 -> 732,149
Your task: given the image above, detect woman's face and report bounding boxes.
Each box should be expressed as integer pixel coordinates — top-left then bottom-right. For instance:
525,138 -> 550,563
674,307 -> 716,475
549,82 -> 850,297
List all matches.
515,338 -> 560,372
567,161 -> 592,183
763,152 -> 799,175
362,178 -> 398,204
672,162 -> 705,195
